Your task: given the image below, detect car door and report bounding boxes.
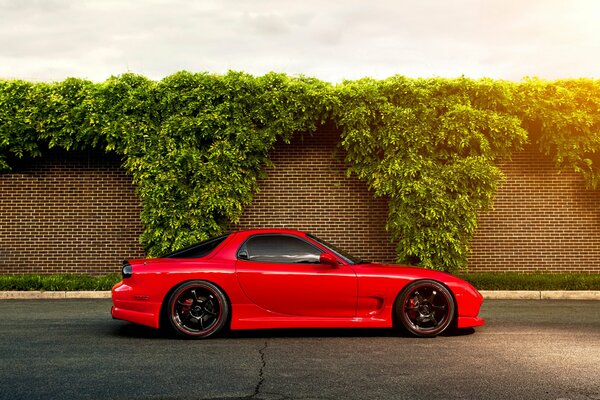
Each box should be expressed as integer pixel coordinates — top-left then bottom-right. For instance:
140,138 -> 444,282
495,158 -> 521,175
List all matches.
235,234 -> 357,317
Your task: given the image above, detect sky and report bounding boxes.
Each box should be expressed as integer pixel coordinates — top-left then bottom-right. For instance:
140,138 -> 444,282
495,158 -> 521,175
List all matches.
0,0 -> 599,83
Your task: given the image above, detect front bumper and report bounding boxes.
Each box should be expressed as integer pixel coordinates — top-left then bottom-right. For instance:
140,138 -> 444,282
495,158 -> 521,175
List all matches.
453,281 -> 486,329
457,316 -> 485,329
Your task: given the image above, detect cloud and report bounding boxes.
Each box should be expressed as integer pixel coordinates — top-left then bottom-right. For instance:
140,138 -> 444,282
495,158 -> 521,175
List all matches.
0,0 -> 599,82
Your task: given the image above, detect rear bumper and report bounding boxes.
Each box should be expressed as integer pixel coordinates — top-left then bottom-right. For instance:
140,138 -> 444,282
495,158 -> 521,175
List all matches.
111,281 -> 161,329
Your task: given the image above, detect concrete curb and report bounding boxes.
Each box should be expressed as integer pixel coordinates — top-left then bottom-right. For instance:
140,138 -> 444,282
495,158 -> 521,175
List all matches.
0,290 -> 599,300
0,291 -> 112,299
479,290 -> 600,300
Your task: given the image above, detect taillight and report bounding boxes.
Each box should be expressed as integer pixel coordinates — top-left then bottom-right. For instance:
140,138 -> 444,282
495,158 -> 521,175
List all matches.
122,261 -> 132,278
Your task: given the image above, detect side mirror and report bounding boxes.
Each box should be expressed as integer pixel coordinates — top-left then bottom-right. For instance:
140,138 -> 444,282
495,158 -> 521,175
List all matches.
319,253 -> 339,268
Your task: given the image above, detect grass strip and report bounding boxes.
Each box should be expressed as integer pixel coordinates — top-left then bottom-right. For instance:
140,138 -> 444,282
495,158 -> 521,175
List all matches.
456,272 -> 600,291
0,272 -> 598,291
0,274 -> 121,291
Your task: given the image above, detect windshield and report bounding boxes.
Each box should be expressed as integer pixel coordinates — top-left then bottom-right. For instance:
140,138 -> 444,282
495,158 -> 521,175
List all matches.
307,234 -> 368,265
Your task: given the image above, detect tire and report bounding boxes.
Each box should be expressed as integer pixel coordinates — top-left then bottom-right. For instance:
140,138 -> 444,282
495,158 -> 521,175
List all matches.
395,280 -> 455,338
167,280 -> 229,339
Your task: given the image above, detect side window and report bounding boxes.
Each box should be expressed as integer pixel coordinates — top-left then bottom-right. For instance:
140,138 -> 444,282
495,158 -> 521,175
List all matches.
163,235 -> 229,258
239,235 -> 324,264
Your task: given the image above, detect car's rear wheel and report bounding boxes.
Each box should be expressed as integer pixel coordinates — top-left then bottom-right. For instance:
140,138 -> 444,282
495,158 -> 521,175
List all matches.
395,280 -> 455,338
167,280 -> 229,339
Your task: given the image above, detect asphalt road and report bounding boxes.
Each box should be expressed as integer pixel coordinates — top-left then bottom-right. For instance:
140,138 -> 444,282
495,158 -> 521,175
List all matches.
0,299 -> 598,400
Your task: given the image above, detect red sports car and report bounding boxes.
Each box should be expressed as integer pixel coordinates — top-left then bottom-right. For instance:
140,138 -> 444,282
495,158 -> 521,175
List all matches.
112,229 -> 484,338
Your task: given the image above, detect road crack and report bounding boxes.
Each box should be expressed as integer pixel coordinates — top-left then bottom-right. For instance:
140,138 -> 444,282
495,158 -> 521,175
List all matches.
250,340 -> 268,399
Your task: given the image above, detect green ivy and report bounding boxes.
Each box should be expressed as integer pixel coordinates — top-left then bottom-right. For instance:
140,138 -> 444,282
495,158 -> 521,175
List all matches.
122,71 -> 332,255
334,77 -> 527,270
0,71 -> 332,256
0,80 -> 43,169
514,78 -> 600,188
1,72 -> 599,271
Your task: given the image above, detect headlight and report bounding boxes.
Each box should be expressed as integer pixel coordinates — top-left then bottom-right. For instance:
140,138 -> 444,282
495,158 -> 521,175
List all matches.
122,261 -> 132,278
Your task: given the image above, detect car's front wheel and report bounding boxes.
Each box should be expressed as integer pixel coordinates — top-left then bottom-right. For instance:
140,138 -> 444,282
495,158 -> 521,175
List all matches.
167,280 -> 229,339
395,280 -> 455,337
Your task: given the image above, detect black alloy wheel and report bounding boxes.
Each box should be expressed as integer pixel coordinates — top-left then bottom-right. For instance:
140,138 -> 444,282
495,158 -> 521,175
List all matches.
167,280 -> 229,338
395,280 -> 455,338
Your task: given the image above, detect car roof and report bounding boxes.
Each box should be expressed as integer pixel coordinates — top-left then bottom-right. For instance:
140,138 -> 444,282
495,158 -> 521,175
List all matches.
232,228 -> 306,237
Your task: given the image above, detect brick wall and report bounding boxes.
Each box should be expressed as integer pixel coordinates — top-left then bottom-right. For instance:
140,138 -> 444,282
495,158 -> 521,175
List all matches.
0,149 -> 144,275
468,144 -> 600,273
1,130 -> 599,275
232,125 -> 398,264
